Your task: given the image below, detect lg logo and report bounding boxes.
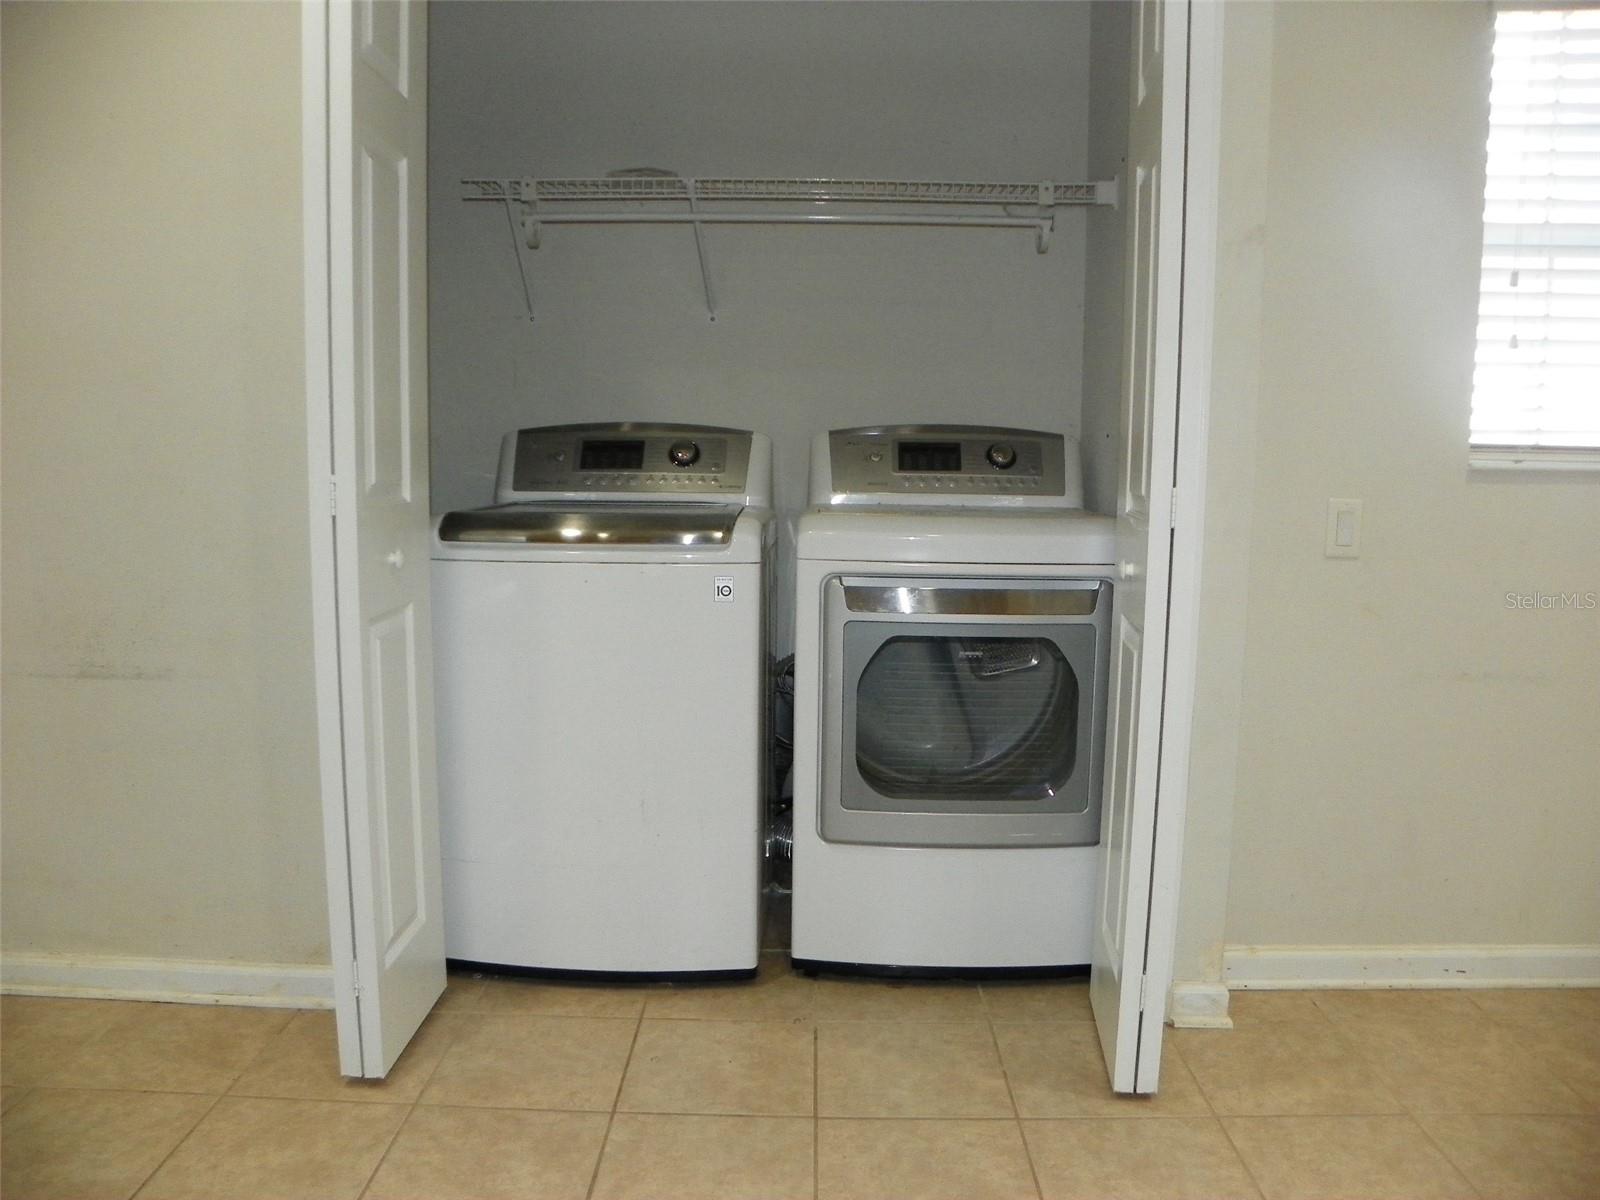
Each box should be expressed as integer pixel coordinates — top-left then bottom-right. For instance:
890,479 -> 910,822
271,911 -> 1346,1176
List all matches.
713,576 -> 735,603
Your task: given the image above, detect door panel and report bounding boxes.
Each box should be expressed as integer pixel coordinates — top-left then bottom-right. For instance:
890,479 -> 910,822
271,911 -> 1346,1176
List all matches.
358,140 -> 410,497
368,603 -> 425,965
1090,0 -> 1189,1094
359,0 -> 409,93
1097,618 -> 1142,958
1123,165 -> 1159,519
312,0 -> 442,1079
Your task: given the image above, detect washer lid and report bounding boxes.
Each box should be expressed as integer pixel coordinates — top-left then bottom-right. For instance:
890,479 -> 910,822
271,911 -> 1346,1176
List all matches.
438,502 -> 743,547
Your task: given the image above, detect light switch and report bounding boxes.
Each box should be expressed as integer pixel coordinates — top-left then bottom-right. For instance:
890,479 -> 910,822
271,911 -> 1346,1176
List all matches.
1325,498 -> 1362,558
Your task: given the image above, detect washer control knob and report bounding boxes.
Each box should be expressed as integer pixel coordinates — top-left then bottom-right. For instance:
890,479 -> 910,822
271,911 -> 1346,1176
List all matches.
668,440 -> 701,467
986,443 -> 1018,470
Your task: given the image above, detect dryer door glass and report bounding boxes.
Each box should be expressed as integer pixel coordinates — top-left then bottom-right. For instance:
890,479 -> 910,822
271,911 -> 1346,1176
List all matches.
854,635 -> 1078,801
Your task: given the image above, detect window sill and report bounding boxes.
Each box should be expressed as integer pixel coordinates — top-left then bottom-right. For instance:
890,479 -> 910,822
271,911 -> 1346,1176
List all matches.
1469,447 -> 1600,474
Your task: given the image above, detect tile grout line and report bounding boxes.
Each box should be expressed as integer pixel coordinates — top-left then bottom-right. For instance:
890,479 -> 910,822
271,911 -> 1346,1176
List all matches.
582,1003 -> 646,1200
0,1086 -> 33,1117
126,1089 -> 228,1200
984,1008 -> 1045,1200
1209,1106 -> 1270,1200
1406,1113 -> 1489,1200
31,1084 -> 429,1108
408,998 -> 479,1104
1478,1012 -> 1598,1111
1180,1015 -> 1486,1200
1165,1023 -> 1268,1199
226,1007 -> 303,1085
121,1006 -> 298,1199
813,1021 -> 820,1200
1322,1017 -> 1411,1115
353,999 -> 479,1200
352,1101 -> 419,1200
1174,1028 -> 1223,1120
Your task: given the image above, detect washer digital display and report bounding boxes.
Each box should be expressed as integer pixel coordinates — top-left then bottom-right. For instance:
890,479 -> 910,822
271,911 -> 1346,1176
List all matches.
579,439 -> 646,471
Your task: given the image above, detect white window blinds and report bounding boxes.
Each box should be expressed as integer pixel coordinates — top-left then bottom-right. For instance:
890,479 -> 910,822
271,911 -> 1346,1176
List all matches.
1472,7 -> 1600,453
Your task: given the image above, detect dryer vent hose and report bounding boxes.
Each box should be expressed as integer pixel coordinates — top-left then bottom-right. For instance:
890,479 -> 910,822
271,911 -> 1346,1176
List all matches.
767,809 -> 794,862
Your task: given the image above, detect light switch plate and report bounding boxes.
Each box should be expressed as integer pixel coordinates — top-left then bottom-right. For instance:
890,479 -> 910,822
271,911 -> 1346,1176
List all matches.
1325,498 -> 1362,558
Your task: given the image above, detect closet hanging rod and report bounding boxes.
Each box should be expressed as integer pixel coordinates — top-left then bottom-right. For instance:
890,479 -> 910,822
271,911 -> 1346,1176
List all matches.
508,212 -> 1057,231
461,176 -> 1119,208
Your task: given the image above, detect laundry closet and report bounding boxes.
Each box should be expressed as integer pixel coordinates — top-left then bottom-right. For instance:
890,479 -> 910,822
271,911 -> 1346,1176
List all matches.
308,0 -> 1197,1091
425,0 -> 1134,621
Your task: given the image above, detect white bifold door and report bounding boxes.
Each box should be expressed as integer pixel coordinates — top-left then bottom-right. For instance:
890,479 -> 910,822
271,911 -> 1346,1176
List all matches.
1090,0 -> 1197,1093
304,0 -> 444,1078
306,0 -> 1204,1089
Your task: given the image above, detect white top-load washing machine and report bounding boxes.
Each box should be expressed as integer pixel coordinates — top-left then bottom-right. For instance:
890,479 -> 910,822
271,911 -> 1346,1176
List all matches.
792,425 -> 1114,976
431,423 -> 772,978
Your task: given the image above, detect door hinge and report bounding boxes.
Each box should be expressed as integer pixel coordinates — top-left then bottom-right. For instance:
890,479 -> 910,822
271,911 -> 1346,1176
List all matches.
1168,487 -> 1178,529
329,477 -> 338,516
351,959 -> 361,999
1138,974 -> 1149,1012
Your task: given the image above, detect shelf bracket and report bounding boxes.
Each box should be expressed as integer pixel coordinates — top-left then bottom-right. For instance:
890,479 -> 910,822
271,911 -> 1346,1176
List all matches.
502,183 -> 536,322
520,177 -> 541,249
684,177 -> 718,321
1036,180 -> 1055,254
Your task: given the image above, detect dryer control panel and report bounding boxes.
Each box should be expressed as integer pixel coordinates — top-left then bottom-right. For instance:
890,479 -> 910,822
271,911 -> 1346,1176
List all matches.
818,425 -> 1078,509
495,423 -> 758,504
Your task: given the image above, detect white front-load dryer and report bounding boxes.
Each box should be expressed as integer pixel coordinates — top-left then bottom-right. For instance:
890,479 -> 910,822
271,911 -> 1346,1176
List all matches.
431,423 -> 773,978
792,426 -> 1114,975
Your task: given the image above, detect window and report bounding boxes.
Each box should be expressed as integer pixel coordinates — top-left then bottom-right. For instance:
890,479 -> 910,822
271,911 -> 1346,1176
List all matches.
1471,7 -> 1600,467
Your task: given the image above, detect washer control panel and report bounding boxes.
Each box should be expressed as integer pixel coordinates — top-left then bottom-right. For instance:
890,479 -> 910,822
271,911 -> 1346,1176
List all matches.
502,423 -> 753,498
825,426 -> 1067,501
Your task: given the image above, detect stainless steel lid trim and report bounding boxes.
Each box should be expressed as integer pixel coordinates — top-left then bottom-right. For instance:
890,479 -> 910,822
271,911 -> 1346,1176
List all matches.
438,503 -> 742,546
828,423 -> 1071,439
506,421 -> 754,436
841,579 -> 1105,616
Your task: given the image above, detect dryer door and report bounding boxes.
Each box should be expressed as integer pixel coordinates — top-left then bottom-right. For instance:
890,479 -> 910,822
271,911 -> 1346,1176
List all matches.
820,577 -> 1110,849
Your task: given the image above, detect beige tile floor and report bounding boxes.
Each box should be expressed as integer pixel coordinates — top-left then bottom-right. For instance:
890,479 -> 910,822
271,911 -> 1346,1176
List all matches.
2,917 -> 1597,1199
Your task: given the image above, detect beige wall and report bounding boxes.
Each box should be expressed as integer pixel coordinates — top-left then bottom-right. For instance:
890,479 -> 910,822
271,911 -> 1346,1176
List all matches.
1181,0 -> 1600,979
1,2 -> 329,966
1173,0 -> 1275,985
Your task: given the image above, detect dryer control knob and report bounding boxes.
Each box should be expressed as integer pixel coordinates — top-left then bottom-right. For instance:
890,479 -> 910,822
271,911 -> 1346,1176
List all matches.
668,440 -> 701,467
986,443 -> 1018,470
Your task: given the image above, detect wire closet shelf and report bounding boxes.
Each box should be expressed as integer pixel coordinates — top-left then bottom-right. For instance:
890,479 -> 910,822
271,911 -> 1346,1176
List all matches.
462,174 -> 1121,321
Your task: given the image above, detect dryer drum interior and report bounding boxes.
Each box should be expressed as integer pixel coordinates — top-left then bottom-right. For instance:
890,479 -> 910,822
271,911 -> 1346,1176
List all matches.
854,634 -> 1079,798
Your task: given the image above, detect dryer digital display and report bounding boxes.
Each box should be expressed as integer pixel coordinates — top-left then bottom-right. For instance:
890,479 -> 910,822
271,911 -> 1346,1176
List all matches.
897,441 -> 962,473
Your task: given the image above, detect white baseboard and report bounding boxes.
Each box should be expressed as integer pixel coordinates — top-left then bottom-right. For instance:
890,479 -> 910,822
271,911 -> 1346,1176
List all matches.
0,953 -> 333,1009
1168,980 -> 1233,1028
1223,944 -> 1600,990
